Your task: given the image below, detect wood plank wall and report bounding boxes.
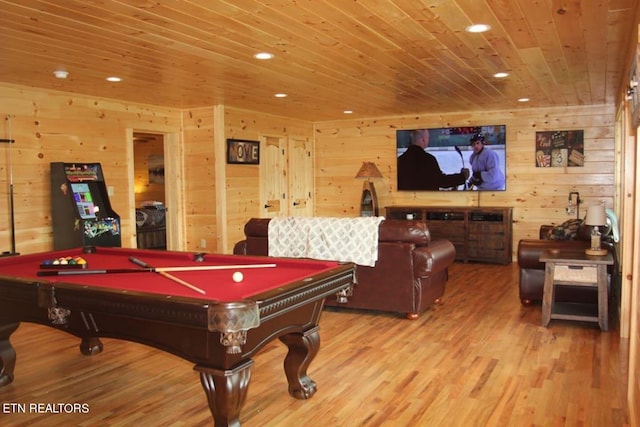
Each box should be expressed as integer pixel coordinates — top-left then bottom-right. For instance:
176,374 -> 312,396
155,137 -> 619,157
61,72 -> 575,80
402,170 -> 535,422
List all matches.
182,107 -> 217,251
218,107 -> 315,253
619,20 -> 640,425
0,82 -> 617,261
0,83 -> 182,254
313,105 -> 616,251
180,104 -> 618,261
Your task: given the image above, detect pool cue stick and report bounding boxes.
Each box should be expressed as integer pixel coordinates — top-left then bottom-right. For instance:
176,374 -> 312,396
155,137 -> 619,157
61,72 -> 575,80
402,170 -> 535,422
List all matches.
128,257 -> 206,295
154,263 -> 276,272
37,262 -> 277,276
155,270 -> 206,295
6,117 -> 15,255
2,115 -> 16,255
38,267 -> 156,276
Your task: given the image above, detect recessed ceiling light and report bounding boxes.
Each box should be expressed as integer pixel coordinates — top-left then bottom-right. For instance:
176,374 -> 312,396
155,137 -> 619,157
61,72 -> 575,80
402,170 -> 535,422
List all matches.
493,72 -> 509,78
254,52 -> 274,60
465,24 -> 491,33
274,93 -> 287,98
343,110 -> 353,114
106,76 -> 122,82
518,98 -> 530,102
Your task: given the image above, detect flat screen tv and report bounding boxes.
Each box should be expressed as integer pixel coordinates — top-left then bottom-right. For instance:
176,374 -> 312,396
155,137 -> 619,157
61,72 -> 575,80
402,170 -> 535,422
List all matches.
396,125 -> 506,191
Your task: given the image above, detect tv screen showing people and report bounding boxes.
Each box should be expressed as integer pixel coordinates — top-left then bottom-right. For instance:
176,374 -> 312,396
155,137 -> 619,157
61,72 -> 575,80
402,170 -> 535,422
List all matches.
397,125 -> 506,191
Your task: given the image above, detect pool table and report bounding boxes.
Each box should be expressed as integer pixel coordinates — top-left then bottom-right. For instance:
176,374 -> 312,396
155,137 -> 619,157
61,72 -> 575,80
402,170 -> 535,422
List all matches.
0,246 -> 354,426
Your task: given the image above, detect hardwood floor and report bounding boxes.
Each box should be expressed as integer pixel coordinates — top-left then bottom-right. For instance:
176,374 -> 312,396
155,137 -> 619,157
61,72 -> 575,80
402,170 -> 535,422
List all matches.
0,263 -> 630,426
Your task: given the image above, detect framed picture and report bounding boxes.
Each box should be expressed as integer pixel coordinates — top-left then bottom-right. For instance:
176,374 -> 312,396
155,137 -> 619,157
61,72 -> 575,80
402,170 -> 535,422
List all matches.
226,139 -> 260,164
148,154 -> 165,184
535,130 -> 584,167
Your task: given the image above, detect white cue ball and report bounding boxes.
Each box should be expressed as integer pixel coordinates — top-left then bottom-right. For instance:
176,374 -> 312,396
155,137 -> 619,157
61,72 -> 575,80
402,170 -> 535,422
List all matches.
232,271 -> 244,283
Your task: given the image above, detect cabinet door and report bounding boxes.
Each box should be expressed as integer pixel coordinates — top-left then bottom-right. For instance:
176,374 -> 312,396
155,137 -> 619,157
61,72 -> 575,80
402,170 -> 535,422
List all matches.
260,135 -> 287,217
260,135 -> 314,217
426,219 -> 467,261
466,209 -> 511,264
288,137 -> 314,216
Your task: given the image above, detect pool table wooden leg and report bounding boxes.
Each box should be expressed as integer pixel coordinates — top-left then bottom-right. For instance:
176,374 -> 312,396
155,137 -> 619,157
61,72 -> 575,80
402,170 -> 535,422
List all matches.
279,325 -> 320,399
0,322 -> 19,387
195,359 -> 254,427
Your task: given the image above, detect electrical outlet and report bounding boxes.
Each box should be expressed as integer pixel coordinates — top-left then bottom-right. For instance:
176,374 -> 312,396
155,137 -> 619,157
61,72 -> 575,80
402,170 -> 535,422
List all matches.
107,186 -> 114,196
200,239 -> 206,248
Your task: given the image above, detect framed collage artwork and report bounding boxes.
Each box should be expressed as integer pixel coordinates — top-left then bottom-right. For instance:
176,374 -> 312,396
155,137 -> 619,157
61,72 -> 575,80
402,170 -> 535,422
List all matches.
535,130 -> 584,167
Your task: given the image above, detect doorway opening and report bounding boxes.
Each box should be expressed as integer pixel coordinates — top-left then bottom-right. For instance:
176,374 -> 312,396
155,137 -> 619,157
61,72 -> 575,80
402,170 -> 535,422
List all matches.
133,132 -> 167,249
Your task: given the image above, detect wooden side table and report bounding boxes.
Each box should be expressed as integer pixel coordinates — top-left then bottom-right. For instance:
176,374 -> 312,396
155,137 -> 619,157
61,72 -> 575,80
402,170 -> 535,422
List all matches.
540,249 -> 613,331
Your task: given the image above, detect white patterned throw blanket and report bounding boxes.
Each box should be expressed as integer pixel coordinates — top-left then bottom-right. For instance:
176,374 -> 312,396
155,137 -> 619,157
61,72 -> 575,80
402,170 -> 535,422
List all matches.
268,216 -> 385,267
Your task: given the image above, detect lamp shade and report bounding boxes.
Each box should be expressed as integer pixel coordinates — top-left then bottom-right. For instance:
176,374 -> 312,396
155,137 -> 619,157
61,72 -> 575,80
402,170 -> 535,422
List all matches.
584,205 -> 606,226
355,162 -> 383,179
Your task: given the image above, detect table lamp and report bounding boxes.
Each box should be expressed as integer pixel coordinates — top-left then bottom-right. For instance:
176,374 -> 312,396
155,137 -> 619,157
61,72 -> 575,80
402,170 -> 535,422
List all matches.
355,162 -> 383,216
584,205 -> 608,256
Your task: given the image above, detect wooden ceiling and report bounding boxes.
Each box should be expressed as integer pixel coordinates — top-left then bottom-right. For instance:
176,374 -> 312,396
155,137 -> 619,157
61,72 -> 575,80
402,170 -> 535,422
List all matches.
1,0 -> 638,121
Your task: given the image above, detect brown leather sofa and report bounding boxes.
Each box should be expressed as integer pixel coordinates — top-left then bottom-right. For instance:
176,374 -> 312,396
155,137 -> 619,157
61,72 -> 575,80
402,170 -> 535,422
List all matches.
233,218 -> 456,319
517,224 -> 616,305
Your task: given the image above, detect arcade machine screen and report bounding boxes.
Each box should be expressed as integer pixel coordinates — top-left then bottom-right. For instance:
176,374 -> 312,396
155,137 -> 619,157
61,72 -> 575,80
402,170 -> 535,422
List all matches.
70,183 -> 97,219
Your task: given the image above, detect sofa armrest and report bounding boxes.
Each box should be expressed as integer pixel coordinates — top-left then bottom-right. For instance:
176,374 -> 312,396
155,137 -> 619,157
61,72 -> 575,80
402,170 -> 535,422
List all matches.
413,239 -> 456,277
517,239 -> 589,270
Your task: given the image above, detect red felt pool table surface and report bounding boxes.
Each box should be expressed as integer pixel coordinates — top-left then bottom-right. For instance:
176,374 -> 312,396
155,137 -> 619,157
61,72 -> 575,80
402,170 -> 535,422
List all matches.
0,246 -> 343,300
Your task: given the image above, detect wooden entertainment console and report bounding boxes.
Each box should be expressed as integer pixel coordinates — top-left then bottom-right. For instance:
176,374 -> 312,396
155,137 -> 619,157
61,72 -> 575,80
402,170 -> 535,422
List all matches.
385,206 -> 513,264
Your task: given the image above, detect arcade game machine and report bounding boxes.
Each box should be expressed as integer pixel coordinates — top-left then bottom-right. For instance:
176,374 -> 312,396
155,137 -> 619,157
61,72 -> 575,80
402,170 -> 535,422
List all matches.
51,162 -> 121,250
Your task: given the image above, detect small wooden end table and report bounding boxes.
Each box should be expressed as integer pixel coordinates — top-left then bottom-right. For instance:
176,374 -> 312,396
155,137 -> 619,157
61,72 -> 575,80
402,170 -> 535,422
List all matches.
540,249 -> 613,331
